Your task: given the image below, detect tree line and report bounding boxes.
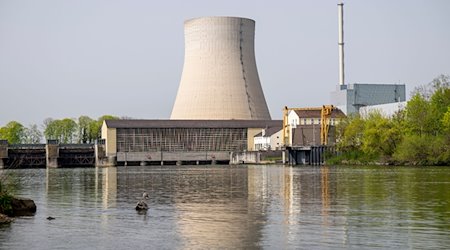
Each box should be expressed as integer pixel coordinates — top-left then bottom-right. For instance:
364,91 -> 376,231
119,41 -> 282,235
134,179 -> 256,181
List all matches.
332,75 -> 450,166
0,115 -> 119,144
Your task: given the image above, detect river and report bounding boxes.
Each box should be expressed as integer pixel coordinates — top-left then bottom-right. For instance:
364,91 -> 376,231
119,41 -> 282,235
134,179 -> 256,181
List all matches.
0,165 -> 449,249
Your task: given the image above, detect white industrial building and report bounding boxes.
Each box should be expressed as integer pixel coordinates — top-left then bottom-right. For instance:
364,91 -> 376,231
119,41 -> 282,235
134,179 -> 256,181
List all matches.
253,127 -> 283,151
359,101 -> 407,118
330,83 -> 406,115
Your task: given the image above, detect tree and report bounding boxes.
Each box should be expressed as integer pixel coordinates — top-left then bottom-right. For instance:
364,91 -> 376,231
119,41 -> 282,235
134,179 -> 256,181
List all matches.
78,116 -> 94,143
336,114 -> 365,153
362,112 -> 402,161
429,83 -> 450,135
404,93 -> 432,136
60,118 -> 78,143
0,121 -> 25,144
91,115 -> 119,140
43,118 -> 57,141
23,124 -> 43,144
442,107 -> 450,134
43,118 -> 78,143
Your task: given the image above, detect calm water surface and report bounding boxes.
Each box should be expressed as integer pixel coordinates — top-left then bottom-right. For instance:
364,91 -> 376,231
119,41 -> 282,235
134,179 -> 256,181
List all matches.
0,165 -> 449,249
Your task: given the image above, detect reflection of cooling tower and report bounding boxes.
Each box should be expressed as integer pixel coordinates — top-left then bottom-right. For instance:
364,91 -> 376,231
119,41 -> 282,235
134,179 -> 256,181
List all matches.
171,17 -> 271,120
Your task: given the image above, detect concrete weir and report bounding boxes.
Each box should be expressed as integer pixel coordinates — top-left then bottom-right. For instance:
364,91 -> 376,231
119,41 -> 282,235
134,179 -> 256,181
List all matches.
0,140 -> 111,168
285,146 -> 335,165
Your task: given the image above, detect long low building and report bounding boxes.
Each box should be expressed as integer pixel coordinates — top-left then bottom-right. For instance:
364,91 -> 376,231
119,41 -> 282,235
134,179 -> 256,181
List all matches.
101,119 -> 281,165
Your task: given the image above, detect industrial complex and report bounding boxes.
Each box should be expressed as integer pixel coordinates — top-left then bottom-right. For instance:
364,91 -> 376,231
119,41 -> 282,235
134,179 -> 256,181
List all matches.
101,7 -> 406,166
0,4 -> 408,168
101,16 -> 280,166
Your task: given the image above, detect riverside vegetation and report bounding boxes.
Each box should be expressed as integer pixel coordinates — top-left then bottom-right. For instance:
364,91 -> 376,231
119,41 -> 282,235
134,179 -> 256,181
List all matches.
0,115 -> 119,144
1,76 -> 449,166
330,75 -> 450,166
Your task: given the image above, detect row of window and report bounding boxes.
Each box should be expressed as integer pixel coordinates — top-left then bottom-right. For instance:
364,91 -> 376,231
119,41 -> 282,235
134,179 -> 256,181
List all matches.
116,128 -> 248,152
290,118 -> 336,126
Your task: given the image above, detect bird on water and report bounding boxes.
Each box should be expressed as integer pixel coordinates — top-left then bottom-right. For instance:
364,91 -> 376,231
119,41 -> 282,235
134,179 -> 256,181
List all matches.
135,192 -> 150,211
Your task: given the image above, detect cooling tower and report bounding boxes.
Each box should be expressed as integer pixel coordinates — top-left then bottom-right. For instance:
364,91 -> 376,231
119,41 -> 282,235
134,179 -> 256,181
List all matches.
171,16 -> 271,120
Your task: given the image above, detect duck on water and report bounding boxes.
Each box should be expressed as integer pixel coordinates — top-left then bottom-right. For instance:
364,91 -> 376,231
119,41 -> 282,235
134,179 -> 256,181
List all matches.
136,192 -> 150,211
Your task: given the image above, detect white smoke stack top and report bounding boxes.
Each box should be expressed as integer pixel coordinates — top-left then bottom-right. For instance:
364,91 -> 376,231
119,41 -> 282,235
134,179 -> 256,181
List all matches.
338,1 -> 345,86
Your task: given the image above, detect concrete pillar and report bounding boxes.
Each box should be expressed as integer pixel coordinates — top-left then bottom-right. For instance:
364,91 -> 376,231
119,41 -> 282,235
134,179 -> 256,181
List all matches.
108,156 -> 117,166
95,143 -> 108,167
211,154 -> 216,165
282,150 -> 286,164
0,141 -> 7,169
140,161 -> 147,166
176,160 -> 182,166
46,140 -> 59,168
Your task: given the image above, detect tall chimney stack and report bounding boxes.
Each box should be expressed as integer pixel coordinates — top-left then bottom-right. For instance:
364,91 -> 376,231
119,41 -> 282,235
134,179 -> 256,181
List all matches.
338,1 -> 345,86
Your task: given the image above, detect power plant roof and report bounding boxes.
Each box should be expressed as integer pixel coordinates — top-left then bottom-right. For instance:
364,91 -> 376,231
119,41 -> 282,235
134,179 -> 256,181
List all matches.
104,120 -> 281,129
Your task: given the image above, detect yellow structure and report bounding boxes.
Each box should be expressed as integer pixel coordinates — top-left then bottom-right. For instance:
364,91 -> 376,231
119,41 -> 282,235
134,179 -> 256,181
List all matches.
282,105 -> 344,146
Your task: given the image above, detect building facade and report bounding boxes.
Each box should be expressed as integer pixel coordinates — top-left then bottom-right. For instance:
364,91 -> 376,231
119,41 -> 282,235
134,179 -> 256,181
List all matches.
253,127 -> 283,151
286,108 -> 346,146
330,83 -> 406,115
102,120 -> 281,165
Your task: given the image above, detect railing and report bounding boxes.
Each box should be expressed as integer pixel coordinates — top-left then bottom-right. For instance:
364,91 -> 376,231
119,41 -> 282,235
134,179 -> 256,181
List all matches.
8,144 -> 46,148
59,144 -> 95,148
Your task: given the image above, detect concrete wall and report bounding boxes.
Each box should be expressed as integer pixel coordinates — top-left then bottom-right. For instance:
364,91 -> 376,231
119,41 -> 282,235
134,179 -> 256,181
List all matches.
270,130 -> 283,150
247,128 -> 261,151
171,16 -> 271,120
0,142 -> 7,168
117,151 -> 230,163
101,121 -> 117,157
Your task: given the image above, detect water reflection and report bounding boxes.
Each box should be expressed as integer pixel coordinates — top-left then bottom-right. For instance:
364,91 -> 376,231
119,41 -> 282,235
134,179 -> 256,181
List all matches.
0,165 -> 449,249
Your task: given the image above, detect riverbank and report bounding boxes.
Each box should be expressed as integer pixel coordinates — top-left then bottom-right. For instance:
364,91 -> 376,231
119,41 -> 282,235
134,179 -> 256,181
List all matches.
0,192 -> 36,224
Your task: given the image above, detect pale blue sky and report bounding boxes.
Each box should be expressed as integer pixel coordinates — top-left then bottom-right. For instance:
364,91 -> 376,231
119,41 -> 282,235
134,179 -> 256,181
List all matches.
1,0 -> 449,126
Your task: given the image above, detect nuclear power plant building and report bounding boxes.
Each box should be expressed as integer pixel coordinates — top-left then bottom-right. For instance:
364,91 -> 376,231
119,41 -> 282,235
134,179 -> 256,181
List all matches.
101,17 -> 280,166
171,17 -> 271,120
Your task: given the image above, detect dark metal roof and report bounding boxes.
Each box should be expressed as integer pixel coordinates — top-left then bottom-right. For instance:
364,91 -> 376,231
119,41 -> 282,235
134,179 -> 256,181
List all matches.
105,119 -> 282,129
254,126 -> 282,137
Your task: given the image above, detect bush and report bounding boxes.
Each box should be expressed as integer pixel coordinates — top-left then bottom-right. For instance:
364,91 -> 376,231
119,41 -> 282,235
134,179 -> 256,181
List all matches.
0,181 -> 13,215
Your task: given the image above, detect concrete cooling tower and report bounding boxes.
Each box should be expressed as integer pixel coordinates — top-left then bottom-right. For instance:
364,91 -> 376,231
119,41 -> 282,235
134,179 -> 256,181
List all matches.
171,16 -> 271,120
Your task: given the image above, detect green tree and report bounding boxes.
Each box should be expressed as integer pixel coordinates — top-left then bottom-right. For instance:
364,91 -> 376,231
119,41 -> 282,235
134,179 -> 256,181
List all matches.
60,118 -> 78,143
404,93 -> 432,136
429,84 -> 450,135
23,124 -> 43,144
43,118 -> 78,143
336,114 -> 365,152
78,116 -> 94,143
91,115 -> 119,140
442,107 -> 450,134
0,121 -> 25,144
362,112 -> 403,162
43,118 -> 58,141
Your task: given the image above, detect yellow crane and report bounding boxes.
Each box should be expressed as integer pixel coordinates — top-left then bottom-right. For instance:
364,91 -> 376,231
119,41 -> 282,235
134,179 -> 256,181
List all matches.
282,105 -> 335,146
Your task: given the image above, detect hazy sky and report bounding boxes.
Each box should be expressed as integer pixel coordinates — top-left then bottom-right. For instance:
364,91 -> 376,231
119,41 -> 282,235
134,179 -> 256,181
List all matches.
1,0 -> 449,126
